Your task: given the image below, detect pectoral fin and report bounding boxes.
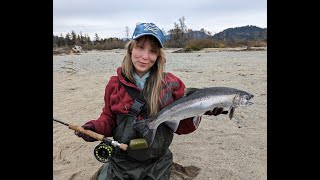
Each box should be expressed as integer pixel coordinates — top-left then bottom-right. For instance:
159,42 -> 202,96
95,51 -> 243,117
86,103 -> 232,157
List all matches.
229,107 -> 235,120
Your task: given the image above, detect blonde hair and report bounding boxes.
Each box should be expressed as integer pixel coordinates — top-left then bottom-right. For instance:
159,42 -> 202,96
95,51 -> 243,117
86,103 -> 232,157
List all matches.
122,36 -> 166,117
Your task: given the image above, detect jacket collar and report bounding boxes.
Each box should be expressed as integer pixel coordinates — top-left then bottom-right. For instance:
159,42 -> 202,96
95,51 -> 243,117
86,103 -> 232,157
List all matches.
116,67 -> 140,90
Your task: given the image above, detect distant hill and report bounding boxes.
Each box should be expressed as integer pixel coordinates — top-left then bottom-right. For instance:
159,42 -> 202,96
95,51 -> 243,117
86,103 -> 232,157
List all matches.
164,25 -> 267,42
164,30 -> 210,41
189,30 -> 211,39
212,25 -> 267,41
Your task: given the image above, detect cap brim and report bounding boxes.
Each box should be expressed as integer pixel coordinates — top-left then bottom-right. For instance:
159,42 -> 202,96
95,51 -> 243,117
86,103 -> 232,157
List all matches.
132,33 -> 163,48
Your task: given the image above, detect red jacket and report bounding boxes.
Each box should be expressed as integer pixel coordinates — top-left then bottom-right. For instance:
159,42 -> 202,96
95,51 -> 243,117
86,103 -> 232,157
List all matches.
86,67 -> 201,137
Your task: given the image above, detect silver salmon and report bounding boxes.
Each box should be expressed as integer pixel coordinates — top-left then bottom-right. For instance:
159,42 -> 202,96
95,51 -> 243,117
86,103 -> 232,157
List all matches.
132,86 -> 254,147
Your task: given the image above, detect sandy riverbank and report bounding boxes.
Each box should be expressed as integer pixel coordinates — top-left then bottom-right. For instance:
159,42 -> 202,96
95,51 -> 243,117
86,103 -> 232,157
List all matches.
53,49 -> 267,180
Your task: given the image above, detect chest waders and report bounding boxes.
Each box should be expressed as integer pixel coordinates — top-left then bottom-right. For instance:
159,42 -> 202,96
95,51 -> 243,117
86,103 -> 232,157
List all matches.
97,84 -> 174,180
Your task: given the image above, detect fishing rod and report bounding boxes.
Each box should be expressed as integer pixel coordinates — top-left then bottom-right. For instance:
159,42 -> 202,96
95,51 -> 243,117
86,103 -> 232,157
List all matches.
53,118 -> 148,163
53,118 -> 128,151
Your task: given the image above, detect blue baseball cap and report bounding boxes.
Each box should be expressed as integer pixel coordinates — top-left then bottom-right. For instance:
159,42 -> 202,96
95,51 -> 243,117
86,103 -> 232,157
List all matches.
132,22 -> 164,48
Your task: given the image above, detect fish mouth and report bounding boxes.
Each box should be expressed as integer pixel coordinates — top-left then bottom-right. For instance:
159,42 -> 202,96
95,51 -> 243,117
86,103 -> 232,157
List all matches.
247,94 -> 254,105
240,94 -> 254,106
248,94 -> 254,103
246,94 -> 254,105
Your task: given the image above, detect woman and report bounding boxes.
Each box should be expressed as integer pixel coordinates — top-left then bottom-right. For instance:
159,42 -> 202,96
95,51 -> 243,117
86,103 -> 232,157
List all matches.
76,22 -> 227,180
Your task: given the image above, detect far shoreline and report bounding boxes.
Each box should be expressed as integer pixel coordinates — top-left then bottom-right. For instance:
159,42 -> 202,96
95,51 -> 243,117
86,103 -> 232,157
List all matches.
53,46 -> 267,56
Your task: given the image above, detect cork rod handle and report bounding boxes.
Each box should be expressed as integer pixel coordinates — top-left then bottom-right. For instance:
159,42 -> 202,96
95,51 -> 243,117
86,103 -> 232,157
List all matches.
69,124 -> 128,151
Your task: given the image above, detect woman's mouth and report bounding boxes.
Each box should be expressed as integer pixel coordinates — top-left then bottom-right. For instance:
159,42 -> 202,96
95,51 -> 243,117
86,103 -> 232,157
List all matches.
138,61 -> 148,66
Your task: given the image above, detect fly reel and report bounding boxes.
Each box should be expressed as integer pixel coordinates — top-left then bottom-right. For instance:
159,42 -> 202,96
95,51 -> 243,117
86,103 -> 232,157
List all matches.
93,142 -> 114,163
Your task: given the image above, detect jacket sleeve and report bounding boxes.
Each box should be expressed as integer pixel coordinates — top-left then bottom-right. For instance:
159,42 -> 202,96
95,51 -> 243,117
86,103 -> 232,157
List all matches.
166,73 -> 202,135
85,78 -> 117,137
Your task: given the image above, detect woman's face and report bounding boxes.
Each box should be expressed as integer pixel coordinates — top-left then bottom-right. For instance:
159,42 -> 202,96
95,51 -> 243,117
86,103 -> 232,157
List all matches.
131,37 -> 158,77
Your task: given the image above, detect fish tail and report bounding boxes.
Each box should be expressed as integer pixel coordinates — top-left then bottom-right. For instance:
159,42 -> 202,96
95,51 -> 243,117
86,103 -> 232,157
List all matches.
132,118 -> 156,147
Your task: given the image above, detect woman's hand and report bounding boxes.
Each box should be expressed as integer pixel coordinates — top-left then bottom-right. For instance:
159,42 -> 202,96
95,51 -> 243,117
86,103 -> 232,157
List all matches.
74,123 -> 97,142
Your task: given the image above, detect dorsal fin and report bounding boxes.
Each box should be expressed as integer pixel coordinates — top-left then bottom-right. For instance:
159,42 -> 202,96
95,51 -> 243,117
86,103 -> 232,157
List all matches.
184,87 -> 200,96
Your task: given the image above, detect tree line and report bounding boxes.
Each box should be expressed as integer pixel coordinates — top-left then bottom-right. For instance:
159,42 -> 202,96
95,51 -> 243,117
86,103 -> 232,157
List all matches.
53,16 -> 267,53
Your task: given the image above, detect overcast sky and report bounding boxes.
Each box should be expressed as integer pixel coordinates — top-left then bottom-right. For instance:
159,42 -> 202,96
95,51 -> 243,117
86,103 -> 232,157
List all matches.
53,0 -> 267,39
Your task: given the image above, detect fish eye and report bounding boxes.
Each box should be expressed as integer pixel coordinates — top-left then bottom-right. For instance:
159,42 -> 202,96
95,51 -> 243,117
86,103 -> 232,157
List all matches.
244,95 -> 250,100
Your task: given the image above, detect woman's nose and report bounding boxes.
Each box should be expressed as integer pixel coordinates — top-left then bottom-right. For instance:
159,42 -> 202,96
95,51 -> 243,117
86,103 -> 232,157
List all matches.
141,50 -> 149,59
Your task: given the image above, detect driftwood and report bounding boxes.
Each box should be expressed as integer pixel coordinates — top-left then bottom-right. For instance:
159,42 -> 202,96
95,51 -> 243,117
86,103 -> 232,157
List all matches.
72,45 -> 83,53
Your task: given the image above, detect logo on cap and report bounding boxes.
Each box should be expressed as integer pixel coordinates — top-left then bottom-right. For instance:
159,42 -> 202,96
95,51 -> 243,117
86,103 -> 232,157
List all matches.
143,23 -> 160,34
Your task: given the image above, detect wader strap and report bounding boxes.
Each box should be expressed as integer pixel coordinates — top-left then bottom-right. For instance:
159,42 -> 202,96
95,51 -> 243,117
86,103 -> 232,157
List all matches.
129,97 -> 145,117
123,84 -> 148,118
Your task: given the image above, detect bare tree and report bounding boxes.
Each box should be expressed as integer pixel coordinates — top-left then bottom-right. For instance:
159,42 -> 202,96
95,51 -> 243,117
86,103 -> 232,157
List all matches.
179,16 -> 187,33
125,26 -> 130,39
179,16 -> 187,40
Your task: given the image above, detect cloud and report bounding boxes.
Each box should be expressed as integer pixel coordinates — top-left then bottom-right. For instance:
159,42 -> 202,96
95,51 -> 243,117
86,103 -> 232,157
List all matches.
53,0 -> 267,39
